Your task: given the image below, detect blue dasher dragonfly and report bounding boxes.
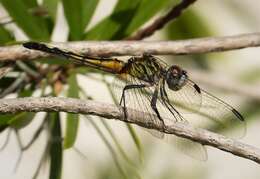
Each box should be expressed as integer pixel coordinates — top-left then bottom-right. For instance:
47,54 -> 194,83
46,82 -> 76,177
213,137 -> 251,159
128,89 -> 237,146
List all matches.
22,42 -> 245,139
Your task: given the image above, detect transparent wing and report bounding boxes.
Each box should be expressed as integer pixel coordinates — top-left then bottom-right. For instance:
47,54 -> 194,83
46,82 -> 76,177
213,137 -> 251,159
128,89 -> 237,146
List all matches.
192,80 -> 246,138
170,135 -> 208,161
111,73 -> 185,138
110,74 -> 208,160
165,78 -> 246,138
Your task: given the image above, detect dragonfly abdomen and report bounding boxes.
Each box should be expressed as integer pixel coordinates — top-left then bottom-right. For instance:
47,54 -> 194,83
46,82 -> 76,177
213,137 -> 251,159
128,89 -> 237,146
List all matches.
86,59 -> 125,74
23,42 -> 125,74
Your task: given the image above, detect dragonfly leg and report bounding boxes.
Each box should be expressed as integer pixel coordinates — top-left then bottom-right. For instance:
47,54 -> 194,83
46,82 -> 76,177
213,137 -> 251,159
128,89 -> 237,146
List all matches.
160,85 -> 185,122
119,84 -> 148,120
160,87 -> 178,121
151,86 -> 165,126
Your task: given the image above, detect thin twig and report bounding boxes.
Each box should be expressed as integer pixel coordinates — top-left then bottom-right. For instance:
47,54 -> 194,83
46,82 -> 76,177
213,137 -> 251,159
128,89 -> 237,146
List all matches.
0,33 -> 260,62
0,97 -> 259,164
0,16 -> 13,26
126,0 -> 197,40
0,20 -> 14,26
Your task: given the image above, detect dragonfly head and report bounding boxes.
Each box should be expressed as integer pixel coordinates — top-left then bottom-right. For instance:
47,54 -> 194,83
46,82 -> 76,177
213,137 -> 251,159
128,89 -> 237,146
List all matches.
166,65 -> 188,91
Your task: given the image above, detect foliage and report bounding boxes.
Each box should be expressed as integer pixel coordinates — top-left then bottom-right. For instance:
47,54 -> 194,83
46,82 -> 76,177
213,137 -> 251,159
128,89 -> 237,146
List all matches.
0,0 -> 257,179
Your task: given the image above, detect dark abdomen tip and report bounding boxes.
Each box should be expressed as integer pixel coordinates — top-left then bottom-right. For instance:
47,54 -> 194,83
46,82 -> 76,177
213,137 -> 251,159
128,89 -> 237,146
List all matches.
193,83 -> 201,94
23,42 -> 44,50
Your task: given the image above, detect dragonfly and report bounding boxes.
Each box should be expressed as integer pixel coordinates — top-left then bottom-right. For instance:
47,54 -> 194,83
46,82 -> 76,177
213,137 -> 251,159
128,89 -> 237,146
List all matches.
22,42 -> 246,139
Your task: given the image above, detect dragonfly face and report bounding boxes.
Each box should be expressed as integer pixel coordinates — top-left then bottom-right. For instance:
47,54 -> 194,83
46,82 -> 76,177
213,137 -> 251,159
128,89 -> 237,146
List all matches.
165,65 -> 188,91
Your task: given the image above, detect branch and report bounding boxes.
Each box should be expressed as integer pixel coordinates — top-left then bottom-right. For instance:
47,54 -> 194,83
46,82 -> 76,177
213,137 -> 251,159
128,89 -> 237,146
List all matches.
0,20 -> 13,26
126,0 -> 197,40
0,97 -> 260,164
1,33 -> 260,62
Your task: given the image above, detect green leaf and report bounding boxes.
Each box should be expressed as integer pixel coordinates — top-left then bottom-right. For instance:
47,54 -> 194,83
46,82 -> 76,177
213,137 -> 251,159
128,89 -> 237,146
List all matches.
166,9 -> 212,69
73,67 -> 93,74
64,72 -> 80,149
0,114 -> 15,126
166,9 -> 212,40
49,112 -> 63,179
41,0 -> 59,33
0,114 -> 13,132
62,0 -> 99,40
67,72 -> 80,98
85,0 -> 174,40
8,112 -> 35,129
123,0 -> 173,38
84,0 -> 141,40
22,0 -> 37,8
81,0 -> 99,29
0,26 -> 14,44
1,0 -> 50,40
43,0 -> 59,21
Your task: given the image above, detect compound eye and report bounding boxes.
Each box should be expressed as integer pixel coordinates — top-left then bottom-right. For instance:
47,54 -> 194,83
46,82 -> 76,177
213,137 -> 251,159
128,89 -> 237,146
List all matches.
171,66 -> 180,77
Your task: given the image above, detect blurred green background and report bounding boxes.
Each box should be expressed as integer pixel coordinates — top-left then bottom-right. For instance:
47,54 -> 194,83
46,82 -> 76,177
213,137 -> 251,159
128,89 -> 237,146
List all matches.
0,0 -> 259,179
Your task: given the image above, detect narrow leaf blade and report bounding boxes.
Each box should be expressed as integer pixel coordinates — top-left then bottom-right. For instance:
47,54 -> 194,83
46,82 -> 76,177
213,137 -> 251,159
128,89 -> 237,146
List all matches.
0,27 -> 14,44
43,0 -> 59,21
8,112 -> 35,129
64,73 -> 80,149
124,0 -> 173,38
1,0 -> 50,40
85,0 -> 174,40
81,0 -> 99,29
62,0 -> 99,40
49,112 -> 63,179
84,0 -> 141,40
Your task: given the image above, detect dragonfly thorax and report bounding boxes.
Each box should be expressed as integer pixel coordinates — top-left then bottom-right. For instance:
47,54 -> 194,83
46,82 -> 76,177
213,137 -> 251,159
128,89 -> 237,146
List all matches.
165,65 -> 188,91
